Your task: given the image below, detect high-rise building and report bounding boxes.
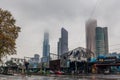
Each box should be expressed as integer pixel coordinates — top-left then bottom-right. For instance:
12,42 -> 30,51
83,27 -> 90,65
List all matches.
58,38 -> 61,59
43,32 -> 50,57
96,27 -> 105,56
86,19 -> 97,55
42,32 -> 50,62
61,28 -> 68,54
58,28 -> 68,58
103,27 -> 109,55
96,27 -> 109,56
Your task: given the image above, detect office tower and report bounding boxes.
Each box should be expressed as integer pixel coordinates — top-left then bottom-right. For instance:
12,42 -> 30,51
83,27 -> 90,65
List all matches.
96,27 -> 105,56
86,19 -> 97,55
58,38 -> 61,59
43,32 -> 50,57
58,28 -> 68,58
103,27 -> 109,55
96,27 -> 109,56
61,28 -> 68,54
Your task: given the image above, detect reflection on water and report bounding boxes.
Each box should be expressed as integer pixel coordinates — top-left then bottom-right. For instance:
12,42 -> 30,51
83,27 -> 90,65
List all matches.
0,75 -> 120,80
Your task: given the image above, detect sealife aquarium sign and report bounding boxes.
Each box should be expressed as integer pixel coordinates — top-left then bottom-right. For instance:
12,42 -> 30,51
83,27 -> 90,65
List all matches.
98,56 -> 117,62
104,57 -> 117,62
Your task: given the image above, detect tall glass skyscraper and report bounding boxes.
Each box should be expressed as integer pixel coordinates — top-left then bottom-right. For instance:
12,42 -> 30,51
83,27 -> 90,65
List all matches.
86,19 -> 97,55
96,27 -> 109,56
58,28 -> 68,58
43,32 -> 50,57
103,27 -> 109,55
61,28 -> 68,54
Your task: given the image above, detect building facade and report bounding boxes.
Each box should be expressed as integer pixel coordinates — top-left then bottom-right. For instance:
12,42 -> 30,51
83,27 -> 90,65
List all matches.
58,38 -> 61,59
42,32 -> 50,62
60,47 -> 95,68
103,27 -> 109,55
96,27 -> 109,56
86,19 -> 97,55
58,28 -> 68,58
34,54 -> 40,63
43,32 -> 50,57
29,54 -> 40,68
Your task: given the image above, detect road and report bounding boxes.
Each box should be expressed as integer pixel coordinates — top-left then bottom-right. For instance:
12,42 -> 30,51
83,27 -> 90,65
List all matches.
0,74 -> 120,80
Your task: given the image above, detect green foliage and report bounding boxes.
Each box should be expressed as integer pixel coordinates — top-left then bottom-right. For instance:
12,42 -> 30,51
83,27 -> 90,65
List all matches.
5,60 -> 17,67
0,8 -> 20,62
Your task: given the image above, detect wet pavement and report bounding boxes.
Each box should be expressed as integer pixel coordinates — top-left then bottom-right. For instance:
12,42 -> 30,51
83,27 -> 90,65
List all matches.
0,74 -> 120,80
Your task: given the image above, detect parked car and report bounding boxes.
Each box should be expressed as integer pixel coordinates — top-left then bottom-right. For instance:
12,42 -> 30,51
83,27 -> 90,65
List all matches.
104,69 -> 110,74
49,70 -> 55,74
55,71 -> 64,75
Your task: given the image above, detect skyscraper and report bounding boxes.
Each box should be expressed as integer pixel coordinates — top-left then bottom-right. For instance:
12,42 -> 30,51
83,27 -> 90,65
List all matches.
86,19 -> 97,55
43,32 -> 50,57
103,27 -> 109,55
61,28 -> 68,54
58,28 -> 68,58
58,38 -> 61,59
96,27 -> 109,56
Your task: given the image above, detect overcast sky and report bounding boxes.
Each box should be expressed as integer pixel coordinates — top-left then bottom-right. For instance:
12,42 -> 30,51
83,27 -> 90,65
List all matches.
0,0 -> 120,58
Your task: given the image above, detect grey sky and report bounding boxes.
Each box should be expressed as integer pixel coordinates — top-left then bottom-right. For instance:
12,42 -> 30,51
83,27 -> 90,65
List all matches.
0,0 -> 120,58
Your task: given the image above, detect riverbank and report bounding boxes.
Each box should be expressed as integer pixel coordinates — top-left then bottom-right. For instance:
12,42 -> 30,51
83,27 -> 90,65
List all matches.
1,74 -> 120,80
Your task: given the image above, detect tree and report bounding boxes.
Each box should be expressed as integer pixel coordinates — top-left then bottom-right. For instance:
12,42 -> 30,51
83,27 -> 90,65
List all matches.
0,8 -> 20,62
5,60 -> 17,67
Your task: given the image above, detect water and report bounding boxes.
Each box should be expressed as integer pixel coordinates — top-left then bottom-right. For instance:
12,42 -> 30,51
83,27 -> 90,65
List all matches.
0,74 -> 120,80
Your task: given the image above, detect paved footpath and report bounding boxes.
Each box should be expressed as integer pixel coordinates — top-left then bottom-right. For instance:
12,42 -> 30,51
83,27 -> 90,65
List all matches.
0,74 -> 120,80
